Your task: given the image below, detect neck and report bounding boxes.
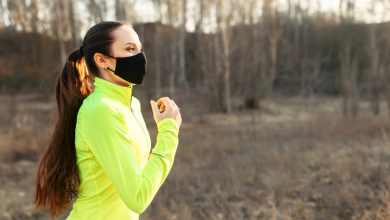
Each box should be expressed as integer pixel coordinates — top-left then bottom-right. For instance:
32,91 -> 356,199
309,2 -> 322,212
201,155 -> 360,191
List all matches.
93,76 -> 134,107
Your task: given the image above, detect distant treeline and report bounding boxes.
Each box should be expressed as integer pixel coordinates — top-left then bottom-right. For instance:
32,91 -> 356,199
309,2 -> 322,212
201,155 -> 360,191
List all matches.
0,0 -> 389,115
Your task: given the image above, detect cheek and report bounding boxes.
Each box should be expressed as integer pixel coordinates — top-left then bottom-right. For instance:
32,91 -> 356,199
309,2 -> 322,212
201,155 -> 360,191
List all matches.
109,58 -> 117,69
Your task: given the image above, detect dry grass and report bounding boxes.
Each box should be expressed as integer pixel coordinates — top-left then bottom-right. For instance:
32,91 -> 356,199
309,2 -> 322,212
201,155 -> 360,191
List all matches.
1,93 -> 390,220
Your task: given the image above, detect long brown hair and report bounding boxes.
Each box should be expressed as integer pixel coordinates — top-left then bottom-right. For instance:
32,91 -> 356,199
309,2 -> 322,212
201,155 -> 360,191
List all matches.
33,21 -> 130,219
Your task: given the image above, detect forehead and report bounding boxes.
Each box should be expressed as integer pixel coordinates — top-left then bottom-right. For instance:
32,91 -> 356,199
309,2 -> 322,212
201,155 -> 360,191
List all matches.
112,25 -> 141,46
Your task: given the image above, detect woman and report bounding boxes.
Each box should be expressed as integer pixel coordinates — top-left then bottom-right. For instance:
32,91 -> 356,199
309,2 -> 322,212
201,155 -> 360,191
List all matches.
33,21 -> 182,220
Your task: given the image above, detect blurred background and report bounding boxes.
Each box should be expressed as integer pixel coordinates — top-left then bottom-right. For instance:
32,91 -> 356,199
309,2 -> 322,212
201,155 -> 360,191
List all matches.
1,0 -> 390,219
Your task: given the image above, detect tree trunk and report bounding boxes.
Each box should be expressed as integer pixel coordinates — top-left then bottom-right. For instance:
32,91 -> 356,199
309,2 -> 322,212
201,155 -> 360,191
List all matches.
154,26 -> 161,99
340,42 -> 359,120
220,0 -> 231,114
54,1 -> 66,62
178,0 -> 189,97
368,22 -> 380,115
115,0 -> 125,21
169,35 -> 177,98
195,0 -> 205,91
69,0 -> 80,48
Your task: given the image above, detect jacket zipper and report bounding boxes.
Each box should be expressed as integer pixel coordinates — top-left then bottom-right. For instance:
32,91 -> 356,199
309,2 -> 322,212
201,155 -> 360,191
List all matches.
129,91 -> 150,158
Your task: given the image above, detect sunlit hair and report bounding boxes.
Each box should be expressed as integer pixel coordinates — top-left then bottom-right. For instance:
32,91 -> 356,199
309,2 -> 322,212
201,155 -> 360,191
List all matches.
33,20 -> 131,219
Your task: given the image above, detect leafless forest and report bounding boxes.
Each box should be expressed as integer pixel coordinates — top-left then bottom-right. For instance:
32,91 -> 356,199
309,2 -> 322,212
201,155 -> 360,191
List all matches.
1,0 -> 390,219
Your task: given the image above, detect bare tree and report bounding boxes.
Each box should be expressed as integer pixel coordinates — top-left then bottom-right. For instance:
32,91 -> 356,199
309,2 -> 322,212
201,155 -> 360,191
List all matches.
378,0 -> 390,116
6,0 -> 25,31
0,2 -> 4,27
178,0 -> 189,98
366,0 -> 381,115
340,42 -> 359,119
166,0 -> 179,98
211,1 -> 225,112
116,0 -> 125,21
220,0 -> 232,113
153,0 -> 164,22
169,34 -> 178,98
53,0 -> 67,62
123,0 -> 134,24
30,0 -> 39,33
194,0 -> 205,90
262,0 -> 283,98
154,25 -> 161,98
339,0 -> 359,119
69,0 -> 81,48
88,0 -> 106,23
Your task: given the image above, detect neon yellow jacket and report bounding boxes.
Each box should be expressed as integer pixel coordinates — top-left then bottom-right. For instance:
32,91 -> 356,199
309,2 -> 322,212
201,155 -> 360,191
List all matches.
66,76 -> 179,220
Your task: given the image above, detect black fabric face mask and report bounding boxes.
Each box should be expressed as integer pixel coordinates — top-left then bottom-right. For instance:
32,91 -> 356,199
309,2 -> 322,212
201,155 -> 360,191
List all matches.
103,51 -> 147,85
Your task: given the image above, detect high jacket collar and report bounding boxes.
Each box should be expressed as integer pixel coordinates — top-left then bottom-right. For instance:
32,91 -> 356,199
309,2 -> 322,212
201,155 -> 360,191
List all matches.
93,76 -> 133,106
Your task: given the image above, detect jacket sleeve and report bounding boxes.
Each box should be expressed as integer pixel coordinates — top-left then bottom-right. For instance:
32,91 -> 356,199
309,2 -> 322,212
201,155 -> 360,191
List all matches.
81,100 -> 179,214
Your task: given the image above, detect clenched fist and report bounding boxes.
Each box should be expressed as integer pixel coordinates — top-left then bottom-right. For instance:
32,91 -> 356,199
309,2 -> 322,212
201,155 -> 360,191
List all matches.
150,97 -> 182,130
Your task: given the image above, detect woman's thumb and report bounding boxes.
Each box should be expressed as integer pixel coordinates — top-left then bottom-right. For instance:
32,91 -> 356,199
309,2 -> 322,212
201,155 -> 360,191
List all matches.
150,100 -> 159,115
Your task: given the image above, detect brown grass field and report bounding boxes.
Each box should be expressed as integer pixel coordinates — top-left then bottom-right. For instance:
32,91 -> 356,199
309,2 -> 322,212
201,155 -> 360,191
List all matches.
1,92 -> 390,220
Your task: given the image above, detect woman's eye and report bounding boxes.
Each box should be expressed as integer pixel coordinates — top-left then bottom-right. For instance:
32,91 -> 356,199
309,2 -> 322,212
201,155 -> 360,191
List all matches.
127,47 -> 135,52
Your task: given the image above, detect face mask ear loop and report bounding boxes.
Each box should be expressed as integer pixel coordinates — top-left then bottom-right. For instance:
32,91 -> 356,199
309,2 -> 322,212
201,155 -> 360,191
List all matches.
105,54 -> 116,59
106,67 -> 115,73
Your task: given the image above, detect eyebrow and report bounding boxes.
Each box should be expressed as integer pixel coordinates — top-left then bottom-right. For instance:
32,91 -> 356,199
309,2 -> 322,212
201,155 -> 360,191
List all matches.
125,42 -> 142,47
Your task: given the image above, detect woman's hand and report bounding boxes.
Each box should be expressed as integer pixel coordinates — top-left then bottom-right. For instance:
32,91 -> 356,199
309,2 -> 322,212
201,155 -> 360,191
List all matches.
150,97 -> 182,129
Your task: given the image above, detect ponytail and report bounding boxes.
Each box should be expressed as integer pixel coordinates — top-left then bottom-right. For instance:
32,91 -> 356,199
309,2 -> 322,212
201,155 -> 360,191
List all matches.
33,49 -> 93,219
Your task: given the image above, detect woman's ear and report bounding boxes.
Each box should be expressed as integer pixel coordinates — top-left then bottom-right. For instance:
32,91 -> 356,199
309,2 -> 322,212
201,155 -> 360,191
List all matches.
93,53 -> 110,69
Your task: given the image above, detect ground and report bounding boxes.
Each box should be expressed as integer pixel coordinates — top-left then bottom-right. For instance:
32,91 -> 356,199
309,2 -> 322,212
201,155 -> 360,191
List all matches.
1,93 -> 390,220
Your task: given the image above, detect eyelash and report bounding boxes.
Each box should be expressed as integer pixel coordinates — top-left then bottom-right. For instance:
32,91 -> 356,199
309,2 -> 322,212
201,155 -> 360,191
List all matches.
127,47 -> 142,52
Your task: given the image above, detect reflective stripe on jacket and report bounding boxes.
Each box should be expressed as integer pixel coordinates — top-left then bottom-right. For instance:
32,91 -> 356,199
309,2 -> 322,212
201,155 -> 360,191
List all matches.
66,76 -> 179,220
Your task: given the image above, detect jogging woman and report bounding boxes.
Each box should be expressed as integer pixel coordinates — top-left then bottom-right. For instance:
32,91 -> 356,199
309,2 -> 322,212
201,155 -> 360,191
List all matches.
33,21 -> 182,220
